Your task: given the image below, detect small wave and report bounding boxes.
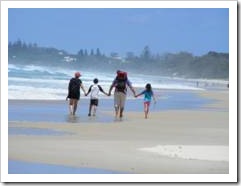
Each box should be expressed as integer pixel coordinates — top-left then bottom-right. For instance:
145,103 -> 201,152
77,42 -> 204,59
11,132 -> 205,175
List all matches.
8,64 -> 228,100
8,85 -> 67,100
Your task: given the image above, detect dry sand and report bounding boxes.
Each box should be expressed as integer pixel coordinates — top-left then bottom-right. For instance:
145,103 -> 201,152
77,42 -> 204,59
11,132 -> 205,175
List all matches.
8,90 -> 229,174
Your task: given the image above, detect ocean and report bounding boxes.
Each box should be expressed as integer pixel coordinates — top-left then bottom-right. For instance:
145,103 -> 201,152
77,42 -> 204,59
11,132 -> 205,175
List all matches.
8,63 -> 228,100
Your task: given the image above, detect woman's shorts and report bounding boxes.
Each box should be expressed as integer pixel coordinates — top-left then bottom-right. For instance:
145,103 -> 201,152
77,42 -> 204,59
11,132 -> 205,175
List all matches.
114,91 -> 126,108
67,92 -> 80,100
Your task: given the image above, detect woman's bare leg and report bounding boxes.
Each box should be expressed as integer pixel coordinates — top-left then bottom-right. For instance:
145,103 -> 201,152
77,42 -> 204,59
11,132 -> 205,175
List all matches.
73,99 -> 78,115
69,99 -> 74,115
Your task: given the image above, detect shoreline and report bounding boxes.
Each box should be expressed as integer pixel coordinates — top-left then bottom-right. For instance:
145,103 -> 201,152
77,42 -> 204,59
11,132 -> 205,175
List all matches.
8,89 -> 229,174
8,86 -> 228,100
8,89 -> 228,123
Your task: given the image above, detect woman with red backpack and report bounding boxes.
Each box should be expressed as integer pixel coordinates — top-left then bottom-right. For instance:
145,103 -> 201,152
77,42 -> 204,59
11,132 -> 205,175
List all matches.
108,70 -> 136,120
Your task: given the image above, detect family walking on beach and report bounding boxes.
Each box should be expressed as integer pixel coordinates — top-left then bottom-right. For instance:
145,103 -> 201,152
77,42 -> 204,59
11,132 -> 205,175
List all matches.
66,70 -> 156,119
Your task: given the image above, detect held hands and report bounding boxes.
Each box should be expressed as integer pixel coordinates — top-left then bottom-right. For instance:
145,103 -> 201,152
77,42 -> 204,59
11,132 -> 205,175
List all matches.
133,91 -> 137,98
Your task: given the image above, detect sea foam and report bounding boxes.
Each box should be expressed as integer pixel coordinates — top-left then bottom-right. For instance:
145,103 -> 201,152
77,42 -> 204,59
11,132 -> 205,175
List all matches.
8,64 -> 228,100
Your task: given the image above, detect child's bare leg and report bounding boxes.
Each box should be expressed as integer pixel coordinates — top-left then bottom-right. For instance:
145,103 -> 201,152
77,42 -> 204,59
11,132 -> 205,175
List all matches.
145,108 -> 149,119
93,105 -> 97,116
146,104 -> 150,118
88,103 -> 92,116
144,103 -> 148,119
145,109 -> 148,119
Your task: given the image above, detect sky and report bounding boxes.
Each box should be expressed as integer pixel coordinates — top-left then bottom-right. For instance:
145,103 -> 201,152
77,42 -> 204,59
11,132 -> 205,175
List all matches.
8,8 -> 229,57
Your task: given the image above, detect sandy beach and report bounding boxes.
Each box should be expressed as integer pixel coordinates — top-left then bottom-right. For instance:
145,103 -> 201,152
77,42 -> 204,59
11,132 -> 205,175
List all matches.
8,89 -> 229,174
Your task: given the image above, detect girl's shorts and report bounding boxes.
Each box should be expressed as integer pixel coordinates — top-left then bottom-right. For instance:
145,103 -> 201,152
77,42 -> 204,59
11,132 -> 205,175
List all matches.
144,101 -> 151,107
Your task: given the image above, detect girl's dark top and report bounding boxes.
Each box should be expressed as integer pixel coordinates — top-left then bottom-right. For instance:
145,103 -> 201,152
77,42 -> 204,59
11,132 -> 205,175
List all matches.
67,78 -> 82,100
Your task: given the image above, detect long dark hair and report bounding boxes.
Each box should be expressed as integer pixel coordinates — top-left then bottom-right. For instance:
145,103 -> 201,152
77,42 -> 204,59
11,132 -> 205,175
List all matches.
145,83 -> 152,92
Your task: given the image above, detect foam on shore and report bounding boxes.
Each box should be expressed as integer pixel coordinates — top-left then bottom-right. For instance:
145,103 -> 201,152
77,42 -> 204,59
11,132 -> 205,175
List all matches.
139,145 -> 228,162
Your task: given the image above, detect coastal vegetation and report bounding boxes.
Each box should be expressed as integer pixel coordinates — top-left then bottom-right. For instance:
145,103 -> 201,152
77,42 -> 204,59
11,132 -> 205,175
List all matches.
8,40 -> 229,79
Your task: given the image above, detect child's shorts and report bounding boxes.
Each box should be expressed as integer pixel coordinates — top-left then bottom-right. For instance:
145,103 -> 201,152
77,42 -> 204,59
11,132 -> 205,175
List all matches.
90,99 -> 99,106
144,101 -> 151,107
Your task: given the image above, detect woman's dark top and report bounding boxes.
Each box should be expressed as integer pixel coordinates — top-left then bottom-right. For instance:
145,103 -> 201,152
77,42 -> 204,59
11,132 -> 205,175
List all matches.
67,78 -> 82,100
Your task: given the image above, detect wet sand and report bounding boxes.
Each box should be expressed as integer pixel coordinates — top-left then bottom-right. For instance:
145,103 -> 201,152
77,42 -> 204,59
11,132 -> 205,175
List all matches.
8,90 -> 229,174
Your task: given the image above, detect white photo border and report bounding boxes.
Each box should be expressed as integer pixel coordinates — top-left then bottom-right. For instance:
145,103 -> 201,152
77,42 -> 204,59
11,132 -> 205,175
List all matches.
1,0 -> 237,183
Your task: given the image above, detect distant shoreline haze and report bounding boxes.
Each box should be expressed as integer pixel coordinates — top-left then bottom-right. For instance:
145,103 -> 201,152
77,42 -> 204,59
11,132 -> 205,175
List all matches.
8,40 -> 229,79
